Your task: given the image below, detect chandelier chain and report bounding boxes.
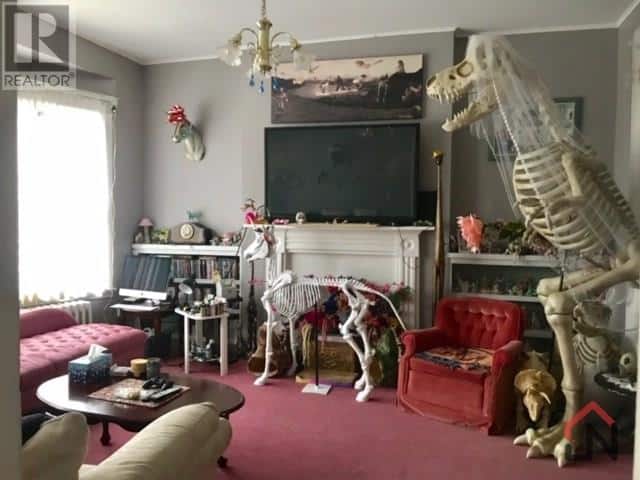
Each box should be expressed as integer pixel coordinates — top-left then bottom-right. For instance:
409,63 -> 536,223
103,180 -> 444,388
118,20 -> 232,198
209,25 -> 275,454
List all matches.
261,0 -> 267,19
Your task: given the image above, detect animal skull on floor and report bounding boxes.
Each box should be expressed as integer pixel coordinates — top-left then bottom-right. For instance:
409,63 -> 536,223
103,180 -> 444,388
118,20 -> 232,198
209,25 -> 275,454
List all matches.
243,225 -> 406,402
427,34 -> 640,467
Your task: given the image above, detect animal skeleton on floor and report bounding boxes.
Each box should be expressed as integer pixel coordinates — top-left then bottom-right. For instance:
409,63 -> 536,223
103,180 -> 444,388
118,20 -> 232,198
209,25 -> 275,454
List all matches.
426,34 -> 640,467
243,225 -> 406,402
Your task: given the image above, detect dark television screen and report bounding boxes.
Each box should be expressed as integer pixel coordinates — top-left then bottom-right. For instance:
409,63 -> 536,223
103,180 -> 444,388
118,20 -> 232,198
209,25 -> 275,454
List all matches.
265,124 -> 418,224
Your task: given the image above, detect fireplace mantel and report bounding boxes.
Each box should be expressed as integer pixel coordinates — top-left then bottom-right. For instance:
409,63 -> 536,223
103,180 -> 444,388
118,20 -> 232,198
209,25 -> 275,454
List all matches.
269,224 -> 433,329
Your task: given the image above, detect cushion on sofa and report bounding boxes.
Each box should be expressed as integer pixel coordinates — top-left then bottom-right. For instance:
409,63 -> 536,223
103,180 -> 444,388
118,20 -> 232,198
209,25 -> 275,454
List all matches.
22,412 -> 88,480
20,308 -> 77,339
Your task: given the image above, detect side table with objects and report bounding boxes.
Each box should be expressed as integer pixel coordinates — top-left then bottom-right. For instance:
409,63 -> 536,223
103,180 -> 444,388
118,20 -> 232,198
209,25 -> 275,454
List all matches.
176,301 -> 229,375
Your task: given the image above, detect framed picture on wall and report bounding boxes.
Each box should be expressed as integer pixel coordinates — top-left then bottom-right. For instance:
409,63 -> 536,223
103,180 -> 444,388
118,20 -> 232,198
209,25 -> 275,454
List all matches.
488,96 -> 584,161
271,54 -> 424,123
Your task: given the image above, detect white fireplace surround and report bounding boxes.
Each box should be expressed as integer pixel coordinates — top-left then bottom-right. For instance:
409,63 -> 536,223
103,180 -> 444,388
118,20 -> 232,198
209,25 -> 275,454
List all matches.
268,224 -> 433,330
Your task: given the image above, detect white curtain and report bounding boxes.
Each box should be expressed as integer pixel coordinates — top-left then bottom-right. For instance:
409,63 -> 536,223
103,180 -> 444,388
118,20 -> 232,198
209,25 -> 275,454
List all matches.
17,90 -> 115,301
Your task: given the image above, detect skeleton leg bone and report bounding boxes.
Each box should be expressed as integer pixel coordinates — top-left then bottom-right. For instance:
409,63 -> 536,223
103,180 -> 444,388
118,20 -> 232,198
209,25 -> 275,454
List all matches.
354,301 -> 376,402
340,304 -> 366,390
286,315 -> 298,376
255,296 -> 275,386
515,240 -> 640,467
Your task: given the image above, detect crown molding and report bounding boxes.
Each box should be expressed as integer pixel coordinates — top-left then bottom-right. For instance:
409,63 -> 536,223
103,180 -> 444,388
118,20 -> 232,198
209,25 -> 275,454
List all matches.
617,0 -> 640,27
145,27 -> 458,65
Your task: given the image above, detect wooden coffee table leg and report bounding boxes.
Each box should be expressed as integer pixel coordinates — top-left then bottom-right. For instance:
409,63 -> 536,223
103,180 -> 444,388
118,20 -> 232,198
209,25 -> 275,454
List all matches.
100,421 -> 111,446
217,412 -> 230,467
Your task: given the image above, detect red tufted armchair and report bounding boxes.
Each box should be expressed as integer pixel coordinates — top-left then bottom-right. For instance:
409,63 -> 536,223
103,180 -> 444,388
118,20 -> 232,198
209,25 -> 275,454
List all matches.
397,297 -> 524,434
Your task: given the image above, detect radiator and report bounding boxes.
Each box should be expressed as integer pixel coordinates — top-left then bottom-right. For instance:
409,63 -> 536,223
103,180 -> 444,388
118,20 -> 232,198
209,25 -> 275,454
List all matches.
28,300 -> 93,324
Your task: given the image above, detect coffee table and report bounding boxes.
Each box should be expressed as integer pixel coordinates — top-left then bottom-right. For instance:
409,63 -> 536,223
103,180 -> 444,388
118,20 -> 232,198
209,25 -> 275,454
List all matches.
37,373 -> 244,467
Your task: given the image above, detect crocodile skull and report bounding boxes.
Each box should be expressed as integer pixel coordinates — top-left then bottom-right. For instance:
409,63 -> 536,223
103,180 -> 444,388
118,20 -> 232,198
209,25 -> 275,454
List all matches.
426,39 -> 499,132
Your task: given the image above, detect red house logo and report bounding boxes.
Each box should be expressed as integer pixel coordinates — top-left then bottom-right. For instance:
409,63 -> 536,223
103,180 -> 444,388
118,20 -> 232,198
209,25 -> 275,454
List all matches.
564,401 -> 618,461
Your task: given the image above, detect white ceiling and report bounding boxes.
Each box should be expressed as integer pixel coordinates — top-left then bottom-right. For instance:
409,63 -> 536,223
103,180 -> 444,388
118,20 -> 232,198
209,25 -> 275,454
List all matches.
29,0 -> 639,65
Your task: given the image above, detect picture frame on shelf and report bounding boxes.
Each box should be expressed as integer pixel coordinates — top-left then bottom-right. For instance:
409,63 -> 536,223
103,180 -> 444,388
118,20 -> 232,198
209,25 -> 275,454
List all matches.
488,96 -> 584,162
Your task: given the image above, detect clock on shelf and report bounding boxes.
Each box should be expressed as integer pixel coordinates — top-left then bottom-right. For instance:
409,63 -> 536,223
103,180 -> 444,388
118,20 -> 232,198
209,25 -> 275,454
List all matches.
169,222 -> 212,245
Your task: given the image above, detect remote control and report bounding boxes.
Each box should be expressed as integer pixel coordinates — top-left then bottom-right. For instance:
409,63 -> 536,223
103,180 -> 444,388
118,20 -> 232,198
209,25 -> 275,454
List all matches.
148,386 -> 182,402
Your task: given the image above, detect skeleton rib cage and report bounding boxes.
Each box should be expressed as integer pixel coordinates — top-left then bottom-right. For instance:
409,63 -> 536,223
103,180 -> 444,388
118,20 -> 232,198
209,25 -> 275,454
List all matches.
269,273 -> 400,325
513,142 -> 640,259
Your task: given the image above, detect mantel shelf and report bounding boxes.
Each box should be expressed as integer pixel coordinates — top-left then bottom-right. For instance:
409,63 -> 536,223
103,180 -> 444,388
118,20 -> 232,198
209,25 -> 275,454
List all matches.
245,223 -> 434,233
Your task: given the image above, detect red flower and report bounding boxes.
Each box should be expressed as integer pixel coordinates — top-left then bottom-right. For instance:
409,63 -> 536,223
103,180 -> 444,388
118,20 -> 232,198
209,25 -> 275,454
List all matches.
167,105 -> 188,124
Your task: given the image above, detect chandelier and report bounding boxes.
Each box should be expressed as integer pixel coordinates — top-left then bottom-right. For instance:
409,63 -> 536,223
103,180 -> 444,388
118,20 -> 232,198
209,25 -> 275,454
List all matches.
217,0 -> 315,93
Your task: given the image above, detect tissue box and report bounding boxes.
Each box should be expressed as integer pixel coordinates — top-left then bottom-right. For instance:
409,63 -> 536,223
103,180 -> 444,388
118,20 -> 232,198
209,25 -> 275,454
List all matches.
68,354 -> 111,384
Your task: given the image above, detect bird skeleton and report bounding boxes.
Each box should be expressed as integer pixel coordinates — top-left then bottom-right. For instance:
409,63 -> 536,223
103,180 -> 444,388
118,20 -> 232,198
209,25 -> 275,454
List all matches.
243,225 -> 406,402
427,34 -> 640,467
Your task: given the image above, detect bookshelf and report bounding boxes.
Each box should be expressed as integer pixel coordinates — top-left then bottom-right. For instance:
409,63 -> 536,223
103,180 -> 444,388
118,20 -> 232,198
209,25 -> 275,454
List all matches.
131,243 -> 246,354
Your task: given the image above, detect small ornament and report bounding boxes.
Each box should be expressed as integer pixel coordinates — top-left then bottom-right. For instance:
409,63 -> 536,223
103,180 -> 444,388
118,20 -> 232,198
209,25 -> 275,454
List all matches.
249,73 -> 255,87
259,79 -> 265,94
295,211 -> 306,224
456,214 -> 484,254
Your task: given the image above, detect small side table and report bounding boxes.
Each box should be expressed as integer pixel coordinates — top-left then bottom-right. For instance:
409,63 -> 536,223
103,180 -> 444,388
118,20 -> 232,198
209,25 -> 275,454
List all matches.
175,308 -> 228,376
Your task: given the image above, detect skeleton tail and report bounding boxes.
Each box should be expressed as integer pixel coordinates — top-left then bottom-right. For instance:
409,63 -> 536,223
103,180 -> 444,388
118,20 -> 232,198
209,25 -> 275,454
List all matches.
357,286 -> 408,332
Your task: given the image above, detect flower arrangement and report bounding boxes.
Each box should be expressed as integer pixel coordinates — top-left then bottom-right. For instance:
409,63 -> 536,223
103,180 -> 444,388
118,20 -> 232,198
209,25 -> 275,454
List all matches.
299,279 -> 411,338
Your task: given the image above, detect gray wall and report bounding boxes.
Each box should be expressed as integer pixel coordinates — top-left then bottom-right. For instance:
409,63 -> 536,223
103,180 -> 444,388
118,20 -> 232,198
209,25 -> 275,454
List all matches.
143,32 -> 455,326
0,3 -> 20,474
615,5 -> 640,210
143,32 -> 455,234
451,29 -> 619,223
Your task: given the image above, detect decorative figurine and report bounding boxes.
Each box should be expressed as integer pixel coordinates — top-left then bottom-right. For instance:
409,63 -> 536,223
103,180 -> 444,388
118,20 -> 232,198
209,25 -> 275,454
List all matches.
167,105 -> 205,162
241,198 -> 268,225
137,217 -> 154,244
295,211 -> 306,224
151,228 -> 170,244
456,214 -> 484,253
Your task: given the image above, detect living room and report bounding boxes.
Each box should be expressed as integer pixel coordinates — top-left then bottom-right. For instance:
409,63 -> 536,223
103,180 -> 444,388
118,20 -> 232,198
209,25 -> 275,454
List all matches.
2,0 -> 640,479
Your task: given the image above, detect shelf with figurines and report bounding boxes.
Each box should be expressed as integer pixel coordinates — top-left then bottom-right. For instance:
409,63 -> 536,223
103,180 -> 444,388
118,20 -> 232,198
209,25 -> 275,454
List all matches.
447,215 -> 560,351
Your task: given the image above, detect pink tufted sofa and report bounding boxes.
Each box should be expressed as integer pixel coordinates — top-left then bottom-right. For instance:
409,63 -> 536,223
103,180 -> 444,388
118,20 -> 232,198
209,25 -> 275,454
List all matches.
20,308 -> 147,413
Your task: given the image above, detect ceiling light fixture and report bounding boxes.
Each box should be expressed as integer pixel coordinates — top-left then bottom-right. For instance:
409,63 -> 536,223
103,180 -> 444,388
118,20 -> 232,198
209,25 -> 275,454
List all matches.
216,0 -> 315,93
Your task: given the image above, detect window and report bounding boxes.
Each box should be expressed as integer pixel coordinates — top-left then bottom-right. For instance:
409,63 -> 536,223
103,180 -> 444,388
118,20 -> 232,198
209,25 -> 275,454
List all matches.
17,91 -> 115,302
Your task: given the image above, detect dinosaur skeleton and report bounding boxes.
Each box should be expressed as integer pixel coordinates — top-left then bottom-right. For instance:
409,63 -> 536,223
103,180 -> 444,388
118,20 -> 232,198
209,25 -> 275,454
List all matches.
243,225 -> 406,402
427,34 -> 640,467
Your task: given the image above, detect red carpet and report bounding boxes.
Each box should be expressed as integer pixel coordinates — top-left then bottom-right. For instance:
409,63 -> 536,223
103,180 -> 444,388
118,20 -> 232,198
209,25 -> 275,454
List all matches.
85,361 -> 633,480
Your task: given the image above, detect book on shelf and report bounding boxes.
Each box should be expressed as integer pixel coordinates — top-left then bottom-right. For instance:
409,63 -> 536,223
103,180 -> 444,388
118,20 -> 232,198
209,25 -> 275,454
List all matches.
170,256 -> 239,281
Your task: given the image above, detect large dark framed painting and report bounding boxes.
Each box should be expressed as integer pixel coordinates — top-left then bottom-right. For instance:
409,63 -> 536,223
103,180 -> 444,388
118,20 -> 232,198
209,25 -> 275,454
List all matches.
489,96 -> 584,161
271,54 -> 424,123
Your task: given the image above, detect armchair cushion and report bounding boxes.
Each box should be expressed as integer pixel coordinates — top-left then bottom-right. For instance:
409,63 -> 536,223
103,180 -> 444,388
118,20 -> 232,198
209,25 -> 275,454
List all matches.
80,402 -> 231,480
22,412 -> 88,480
398,297 -> 524,434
